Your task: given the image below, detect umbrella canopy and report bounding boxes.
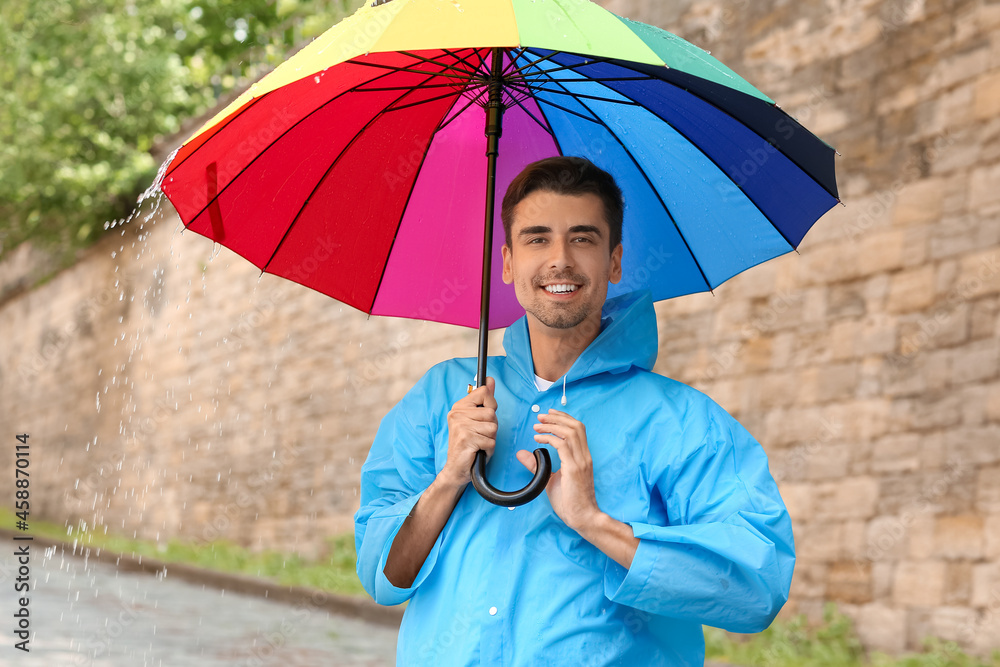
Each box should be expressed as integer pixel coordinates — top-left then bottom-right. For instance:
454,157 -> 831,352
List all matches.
160,0 -> 839,331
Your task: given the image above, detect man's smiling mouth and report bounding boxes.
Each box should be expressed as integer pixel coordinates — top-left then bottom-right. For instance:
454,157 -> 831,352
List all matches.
543,284 -> 580,294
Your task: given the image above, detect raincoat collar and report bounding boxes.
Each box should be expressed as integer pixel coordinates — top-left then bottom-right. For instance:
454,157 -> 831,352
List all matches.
502,290 -> 659,389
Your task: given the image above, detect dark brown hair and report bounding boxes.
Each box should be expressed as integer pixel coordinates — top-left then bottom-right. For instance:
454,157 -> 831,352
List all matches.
500,156 -> 624,252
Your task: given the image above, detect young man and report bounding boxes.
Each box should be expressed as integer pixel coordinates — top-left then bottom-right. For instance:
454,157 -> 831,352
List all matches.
354,157 -> 795,665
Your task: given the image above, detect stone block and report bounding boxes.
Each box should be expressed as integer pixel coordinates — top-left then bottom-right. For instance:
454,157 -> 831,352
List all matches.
790,561 -> 829,600
934,514 -> 984,559
759,372 -> 797,409
879,466 -> 975,518
951,338 -> 1000,385
945,562 -> 974,605
911,393 -> 964,431
894,560 -> 946,606
854,604 -> 907,653
977,466 -> 1000,514
898,305 -> 970,357
970,297 -> 999,340
779,482 -> 813,521
892,178 -> 948,228
828,560 -> 873,604
944,426 -> 1000,467
815,363 -> 860,403
955,250 -> 1000,300
871,434 -> 922,473
813,477 -> 880,521
842,519 -> 868,560
804,442 -> 853,481
827,282 -> 868,319
859,228 -> 908,275
975,70 -> 1000,121
930,606 -> 980,644
987,514 -> 1000,559
887,266 -> 937,314
971,562 -> 1000,607
865,515 -> 912,562
796,521 -> 844,561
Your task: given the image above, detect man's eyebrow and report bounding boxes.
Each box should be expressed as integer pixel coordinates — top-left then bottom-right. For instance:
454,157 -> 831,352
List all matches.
569,224 -> 603,237
517,224 -> 604,237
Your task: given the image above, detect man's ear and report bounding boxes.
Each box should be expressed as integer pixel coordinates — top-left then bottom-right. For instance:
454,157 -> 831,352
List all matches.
501,245 -> 513,284
609,243 -> 623,284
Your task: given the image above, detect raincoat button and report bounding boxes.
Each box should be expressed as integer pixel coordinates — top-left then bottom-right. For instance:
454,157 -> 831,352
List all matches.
489,606 -> 498,616
531,404 -> 540,413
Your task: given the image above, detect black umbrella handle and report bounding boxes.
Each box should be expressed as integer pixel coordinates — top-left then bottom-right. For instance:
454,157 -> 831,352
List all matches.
471,448 -> 551,507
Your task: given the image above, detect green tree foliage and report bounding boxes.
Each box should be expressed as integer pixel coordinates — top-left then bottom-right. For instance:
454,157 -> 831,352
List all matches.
0,0 -> 361,265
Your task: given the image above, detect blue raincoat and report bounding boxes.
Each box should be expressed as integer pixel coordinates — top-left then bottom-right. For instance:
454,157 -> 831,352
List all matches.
355,290 -> 795,666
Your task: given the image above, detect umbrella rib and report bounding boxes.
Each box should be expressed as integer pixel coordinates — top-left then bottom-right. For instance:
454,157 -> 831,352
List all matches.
522,76 -> 656,83
179,66 -> 410,232
510,83 -> 643,106
347,59 -> 478,83
383,89 -> 480,113
261,71 -> 454,278
516,50 -> 618,78
542,76 -> 715,292
397,49 -> 484,79
354,81 -> 484,92
532,96 -> 605,125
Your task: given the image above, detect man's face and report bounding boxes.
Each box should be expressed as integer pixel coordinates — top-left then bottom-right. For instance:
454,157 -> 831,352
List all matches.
502,190 -> 622,333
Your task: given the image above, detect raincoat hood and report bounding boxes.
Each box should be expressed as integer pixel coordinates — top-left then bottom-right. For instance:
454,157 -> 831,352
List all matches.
501,289 -> 659,392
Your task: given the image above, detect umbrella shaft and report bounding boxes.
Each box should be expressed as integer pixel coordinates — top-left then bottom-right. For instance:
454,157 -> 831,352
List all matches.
477,47 -> 505,388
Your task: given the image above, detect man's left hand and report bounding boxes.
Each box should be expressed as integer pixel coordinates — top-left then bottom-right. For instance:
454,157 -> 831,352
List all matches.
517,409 -> 601,531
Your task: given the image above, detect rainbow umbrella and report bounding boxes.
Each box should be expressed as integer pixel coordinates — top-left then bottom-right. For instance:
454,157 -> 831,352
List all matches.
159,0 -> 839,505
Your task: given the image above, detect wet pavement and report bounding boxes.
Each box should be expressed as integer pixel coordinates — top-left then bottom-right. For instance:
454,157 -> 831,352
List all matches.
0,544 -> 398,666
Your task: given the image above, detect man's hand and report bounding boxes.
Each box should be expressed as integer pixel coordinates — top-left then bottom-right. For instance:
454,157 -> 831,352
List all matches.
438,376 -> 498,489
517,408 -> 639,569
516,409 -> 601,531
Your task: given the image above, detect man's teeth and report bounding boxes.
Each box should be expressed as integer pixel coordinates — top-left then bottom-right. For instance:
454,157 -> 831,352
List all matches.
544,284 -> 579,294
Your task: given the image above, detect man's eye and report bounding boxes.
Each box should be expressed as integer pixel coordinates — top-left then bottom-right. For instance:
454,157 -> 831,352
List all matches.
573,236 -> 594,243
527,237 -> 545,244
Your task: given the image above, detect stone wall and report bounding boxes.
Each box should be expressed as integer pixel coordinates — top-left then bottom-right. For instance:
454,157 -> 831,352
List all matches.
1,0 -> 998,655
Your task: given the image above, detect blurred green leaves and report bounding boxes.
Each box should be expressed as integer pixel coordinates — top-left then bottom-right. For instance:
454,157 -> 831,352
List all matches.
0,0 -> 361,265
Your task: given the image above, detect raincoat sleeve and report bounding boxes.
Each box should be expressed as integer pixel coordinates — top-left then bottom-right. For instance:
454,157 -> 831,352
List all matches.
603,400 -> 795,633
354,371 -> 446,606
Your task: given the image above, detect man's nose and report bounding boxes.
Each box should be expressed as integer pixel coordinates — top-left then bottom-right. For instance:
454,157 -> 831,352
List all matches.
547,238 -> 573,268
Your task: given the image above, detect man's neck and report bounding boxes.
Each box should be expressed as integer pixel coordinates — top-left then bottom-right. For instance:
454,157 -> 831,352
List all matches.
528,313 -> 603,382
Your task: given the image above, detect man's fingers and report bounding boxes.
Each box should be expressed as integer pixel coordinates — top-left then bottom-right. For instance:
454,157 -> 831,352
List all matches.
515,449 -> 536,473
463,377 -> 498,410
